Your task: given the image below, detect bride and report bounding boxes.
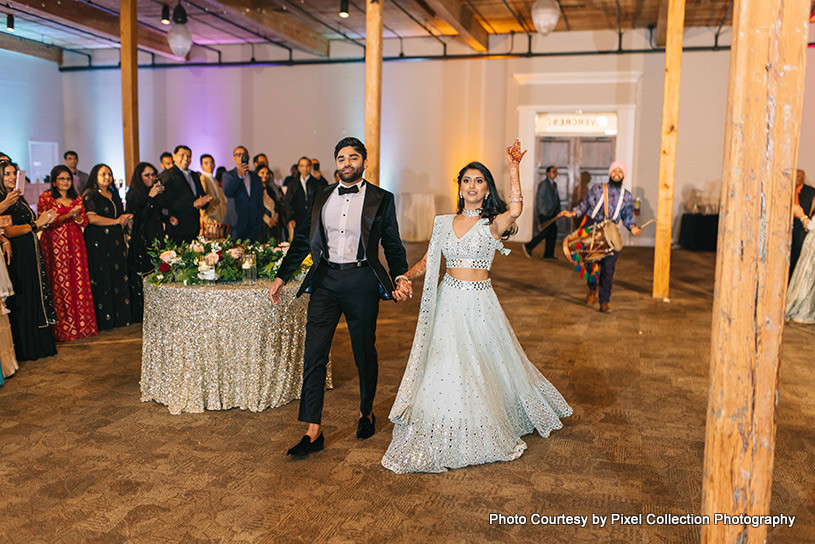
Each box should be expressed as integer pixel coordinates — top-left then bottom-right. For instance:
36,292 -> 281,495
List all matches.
382,140 -> 572,474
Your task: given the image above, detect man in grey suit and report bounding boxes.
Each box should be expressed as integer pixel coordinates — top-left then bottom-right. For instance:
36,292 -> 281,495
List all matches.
64,150 -> 88,193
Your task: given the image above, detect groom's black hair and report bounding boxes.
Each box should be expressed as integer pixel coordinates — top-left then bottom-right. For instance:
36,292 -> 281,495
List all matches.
334,137 -> 367,161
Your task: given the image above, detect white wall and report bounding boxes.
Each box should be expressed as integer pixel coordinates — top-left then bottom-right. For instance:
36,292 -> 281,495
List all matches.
55,27 -> 815,243
0,49 -> 65,175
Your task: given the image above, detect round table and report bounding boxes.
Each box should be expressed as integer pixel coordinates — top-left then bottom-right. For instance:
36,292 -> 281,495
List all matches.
140,279 -> 331,414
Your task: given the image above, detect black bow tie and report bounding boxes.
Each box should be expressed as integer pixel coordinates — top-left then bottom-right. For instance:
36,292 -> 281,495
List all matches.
338,184 -> 360,196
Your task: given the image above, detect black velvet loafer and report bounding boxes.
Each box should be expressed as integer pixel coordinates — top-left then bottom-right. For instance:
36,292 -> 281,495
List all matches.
286,433 -> 324,458
357,414 -> 375,440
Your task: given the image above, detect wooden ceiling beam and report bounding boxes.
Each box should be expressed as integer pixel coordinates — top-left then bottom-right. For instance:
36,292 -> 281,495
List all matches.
9,0 -> 182,59
420,0 -> 489,51
0,31 -> 63,63
201,0 -> 330,56
655,0 -> 673,46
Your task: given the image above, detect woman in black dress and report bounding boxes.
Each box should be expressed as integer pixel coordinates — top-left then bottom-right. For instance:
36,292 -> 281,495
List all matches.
257,164 -> 287,244
125,162 -> 164,322
83,164 -> 133,330
0,160 -> 58,361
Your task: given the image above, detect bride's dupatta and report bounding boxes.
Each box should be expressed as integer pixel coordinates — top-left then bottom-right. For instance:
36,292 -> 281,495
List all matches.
389,215 -> 449,423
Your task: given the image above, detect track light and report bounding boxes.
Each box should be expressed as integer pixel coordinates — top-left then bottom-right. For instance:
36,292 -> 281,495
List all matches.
339,0 -> 349,18
172,1 -> 188,25
6,13 -> 14,32
161,4 -> 171,25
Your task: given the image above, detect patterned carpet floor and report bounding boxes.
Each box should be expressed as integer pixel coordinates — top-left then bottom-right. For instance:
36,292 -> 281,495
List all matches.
0,244 -> 812,543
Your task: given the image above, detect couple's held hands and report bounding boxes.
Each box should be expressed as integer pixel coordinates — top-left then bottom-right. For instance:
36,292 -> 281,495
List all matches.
194,195 -> 213,209
505,139 -> 527,168
391,276 -> 413,302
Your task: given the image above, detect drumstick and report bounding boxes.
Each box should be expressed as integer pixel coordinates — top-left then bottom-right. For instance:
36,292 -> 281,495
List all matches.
537,216 -> 559,230
638,219 -> 656,229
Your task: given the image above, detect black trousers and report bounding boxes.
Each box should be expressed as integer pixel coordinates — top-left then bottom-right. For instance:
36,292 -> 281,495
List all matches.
587,251 -> 620,304
298,265 -> 381,424
525,214 -> 558,258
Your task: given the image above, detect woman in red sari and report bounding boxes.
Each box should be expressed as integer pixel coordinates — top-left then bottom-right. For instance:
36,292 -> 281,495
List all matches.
38,165 -> 98,341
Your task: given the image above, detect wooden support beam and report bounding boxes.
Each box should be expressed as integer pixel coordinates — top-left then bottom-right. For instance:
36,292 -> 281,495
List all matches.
9,0 -> 181,59
655,0 -> 670,47
0,32 -> 63,63
701,0 -> 809,542
422,0 -> 489,52
120,0 -> 139,180
364,0 -> 383,186
652,0 -> 685,299
202,0 -> 330,56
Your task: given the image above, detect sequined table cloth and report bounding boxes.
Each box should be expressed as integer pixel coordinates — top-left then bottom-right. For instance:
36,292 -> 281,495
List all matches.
140,280 -> 331,414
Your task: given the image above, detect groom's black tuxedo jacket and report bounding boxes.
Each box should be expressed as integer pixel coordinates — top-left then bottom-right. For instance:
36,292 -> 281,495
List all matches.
275,181 -> 408,300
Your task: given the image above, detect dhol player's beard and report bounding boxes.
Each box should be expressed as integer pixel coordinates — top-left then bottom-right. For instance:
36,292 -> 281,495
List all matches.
339,165 -> 364,183
608,176 -> 623,189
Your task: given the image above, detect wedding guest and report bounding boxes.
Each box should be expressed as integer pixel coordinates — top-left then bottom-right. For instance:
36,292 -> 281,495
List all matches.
0,226 -> 18,379
38,165 -> 97,342
790,169 -> 815,277
156,145 -> 211,244
83,164 -> 133,330
223,145 -> 264,241
0,160 -> 58,361
126,162 -> 165,323
257,164 -> 286,244
159,152 -> 174,172
199,153 -> 226,224
253,153 -> 269,169
284,156 -> 327,232
63,150 -> 88,195
311,159 -> 329,183
215,166 -> 227,186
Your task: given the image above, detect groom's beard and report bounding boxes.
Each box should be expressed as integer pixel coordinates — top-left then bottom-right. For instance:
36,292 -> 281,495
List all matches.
339,165 -> 364,183
608,177 -> 623,189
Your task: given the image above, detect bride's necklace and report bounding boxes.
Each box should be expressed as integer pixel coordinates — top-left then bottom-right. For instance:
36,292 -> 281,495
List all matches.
461,208 -> 482,218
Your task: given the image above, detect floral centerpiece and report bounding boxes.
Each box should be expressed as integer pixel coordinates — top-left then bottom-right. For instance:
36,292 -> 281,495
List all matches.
146,236 -> 312,286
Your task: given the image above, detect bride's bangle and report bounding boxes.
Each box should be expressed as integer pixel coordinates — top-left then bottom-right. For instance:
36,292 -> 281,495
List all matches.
395,275 -> 410,284
509,197 -> 523,203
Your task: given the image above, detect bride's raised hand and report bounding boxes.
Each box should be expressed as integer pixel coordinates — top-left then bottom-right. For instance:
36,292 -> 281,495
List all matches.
505,139 -> 527,168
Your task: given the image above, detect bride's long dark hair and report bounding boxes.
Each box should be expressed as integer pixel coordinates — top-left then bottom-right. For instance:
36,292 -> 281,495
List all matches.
455,161 -> 517,239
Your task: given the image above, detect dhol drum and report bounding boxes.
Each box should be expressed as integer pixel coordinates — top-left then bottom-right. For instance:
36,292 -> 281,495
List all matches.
562,219 -> 623,265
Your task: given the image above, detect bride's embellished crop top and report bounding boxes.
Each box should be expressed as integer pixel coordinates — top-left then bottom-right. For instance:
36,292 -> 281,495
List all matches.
441,214 -> 510,270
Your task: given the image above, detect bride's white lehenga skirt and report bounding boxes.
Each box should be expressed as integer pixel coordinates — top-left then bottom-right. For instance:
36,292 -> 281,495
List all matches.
382,275 -> 572,474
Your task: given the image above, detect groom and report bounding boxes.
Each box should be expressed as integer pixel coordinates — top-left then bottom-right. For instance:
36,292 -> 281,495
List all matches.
268,137 -> 411,458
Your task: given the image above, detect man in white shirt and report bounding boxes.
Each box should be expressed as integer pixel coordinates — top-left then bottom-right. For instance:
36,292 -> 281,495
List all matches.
284,156 -> 326,232
269,137 -> 410,458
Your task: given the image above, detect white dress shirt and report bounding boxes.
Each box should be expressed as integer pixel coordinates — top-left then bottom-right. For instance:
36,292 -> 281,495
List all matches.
300,176 -> 309,196
243,172 -> 251,196
322,181 -> 367,263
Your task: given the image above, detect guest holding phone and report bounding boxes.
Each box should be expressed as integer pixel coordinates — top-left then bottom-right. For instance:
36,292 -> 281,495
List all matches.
0,160 -> 58,361
223,145 -> 264,242
82,164 -> 133,331
38,165 -> 98,342
126,162 -> 165,322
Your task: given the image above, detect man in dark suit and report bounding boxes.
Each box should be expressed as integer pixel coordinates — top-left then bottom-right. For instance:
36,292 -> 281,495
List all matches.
524,165 -> 561,259
269,137 -> 410,459
222,145 -> 265,241
157,145 -> 212,244
284,156 -> 328,232
791,168 -> 815,277
63,150 -> 88,194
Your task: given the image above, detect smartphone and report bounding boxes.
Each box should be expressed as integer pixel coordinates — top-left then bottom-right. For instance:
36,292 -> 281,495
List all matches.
16,170 -> 25,191
241,153 -> 249,166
